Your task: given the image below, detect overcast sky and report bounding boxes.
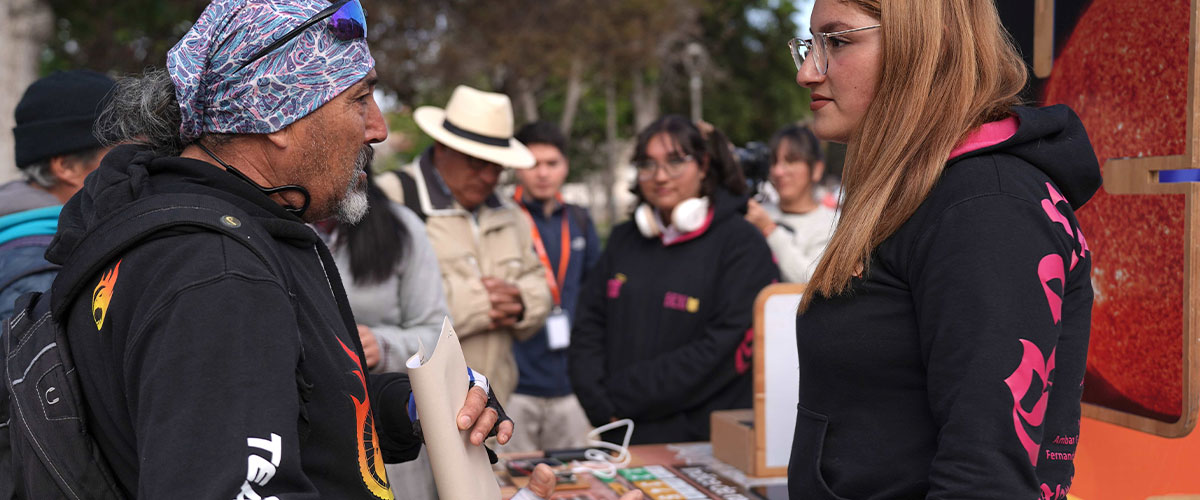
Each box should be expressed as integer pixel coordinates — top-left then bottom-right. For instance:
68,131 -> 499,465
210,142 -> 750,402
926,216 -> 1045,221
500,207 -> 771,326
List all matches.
794,0 -> 814,36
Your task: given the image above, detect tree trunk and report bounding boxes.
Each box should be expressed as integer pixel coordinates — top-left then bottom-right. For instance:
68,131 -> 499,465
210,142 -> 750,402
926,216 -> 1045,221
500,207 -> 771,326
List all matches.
631,69 -> 660,131
602,76 -> 619,226
559,58 -> 586,137
515,77 -> 539,124
0,0 -> 52,182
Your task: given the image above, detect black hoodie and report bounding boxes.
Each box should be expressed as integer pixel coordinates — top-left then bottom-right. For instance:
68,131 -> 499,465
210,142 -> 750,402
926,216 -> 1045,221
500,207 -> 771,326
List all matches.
569,187 -> 780,444
45,145 -> 418,499
790,106 -> 1101,500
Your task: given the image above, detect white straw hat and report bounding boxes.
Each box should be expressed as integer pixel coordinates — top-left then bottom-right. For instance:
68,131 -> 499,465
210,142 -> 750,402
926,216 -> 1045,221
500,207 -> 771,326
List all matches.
413,85 -> 535,169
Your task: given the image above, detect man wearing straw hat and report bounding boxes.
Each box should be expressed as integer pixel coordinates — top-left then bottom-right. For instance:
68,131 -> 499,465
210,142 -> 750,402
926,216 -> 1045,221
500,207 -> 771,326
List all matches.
377,85 -> 552,406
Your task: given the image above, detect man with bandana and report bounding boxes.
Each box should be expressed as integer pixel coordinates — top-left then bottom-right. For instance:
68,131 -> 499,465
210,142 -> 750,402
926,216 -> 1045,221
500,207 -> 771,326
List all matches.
30,1 -> 513,498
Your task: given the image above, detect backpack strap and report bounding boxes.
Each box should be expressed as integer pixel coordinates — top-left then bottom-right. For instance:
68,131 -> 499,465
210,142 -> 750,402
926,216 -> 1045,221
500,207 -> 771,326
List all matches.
50,193 -> 288,320
4,291 -> 125,500
375,169 -> 427,223
395,170 -> 426,223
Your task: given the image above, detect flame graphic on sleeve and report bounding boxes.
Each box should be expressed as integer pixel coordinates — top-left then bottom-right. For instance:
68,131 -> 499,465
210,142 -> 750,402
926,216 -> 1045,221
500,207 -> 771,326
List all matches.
91,260 -> 122,331
338,337 -> 395,500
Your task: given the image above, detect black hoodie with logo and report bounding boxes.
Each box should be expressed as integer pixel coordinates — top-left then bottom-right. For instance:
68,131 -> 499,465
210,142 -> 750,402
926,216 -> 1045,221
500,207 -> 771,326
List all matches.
569,187 -> 780,444
790,106 -> 1101,500
44,145 -> 419,499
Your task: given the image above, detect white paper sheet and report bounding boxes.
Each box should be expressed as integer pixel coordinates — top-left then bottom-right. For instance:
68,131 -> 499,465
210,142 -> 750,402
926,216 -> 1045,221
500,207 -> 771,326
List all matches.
406,318 -> 501,500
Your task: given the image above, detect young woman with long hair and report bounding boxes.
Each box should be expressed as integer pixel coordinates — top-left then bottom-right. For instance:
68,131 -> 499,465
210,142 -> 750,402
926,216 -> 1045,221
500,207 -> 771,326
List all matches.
744,124 -> 838,283
788,0 -> 1100,498
569,115 -> 780,444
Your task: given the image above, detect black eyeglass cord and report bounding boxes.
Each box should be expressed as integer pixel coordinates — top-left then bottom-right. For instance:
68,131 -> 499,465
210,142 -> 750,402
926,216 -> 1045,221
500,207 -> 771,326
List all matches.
235,0 -> 354,72
195,142 -> 312,217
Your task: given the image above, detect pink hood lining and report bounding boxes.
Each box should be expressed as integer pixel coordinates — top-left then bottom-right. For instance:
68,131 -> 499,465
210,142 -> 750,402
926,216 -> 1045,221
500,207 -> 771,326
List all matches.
949,116 -> 1020,161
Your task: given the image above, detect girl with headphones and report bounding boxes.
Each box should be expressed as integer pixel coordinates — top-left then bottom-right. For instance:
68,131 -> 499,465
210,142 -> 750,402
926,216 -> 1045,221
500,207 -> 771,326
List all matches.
568,115 -> 780,444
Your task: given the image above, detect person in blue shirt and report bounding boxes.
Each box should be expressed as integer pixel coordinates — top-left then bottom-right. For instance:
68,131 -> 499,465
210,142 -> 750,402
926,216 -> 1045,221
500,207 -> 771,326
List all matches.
506,121 -> 603,452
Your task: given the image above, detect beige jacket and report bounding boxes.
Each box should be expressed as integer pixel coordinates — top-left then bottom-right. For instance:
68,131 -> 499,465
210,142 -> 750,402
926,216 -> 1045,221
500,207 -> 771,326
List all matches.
377,150 -> 551,402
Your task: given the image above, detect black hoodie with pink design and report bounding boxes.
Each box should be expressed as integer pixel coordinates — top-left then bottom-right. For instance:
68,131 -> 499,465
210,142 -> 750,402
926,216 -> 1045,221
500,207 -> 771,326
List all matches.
790,105 -> 1100,500
569,187 -> 780,444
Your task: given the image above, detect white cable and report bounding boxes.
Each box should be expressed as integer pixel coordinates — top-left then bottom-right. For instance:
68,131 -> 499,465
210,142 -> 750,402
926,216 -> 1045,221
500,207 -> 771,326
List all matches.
571,419 -> 634,480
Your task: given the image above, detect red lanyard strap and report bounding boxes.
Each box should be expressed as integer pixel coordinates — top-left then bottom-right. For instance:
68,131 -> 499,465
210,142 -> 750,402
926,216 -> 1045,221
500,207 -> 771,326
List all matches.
515,187 -> 570,306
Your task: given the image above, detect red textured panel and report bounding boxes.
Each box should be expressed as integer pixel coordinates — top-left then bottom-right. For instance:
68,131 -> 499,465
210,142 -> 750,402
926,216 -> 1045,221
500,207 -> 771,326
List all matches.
1043,0 -> 1189,421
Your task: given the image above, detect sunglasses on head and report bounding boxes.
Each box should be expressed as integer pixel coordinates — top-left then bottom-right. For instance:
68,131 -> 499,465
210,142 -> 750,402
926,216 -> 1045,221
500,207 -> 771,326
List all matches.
236,0 -> 367,72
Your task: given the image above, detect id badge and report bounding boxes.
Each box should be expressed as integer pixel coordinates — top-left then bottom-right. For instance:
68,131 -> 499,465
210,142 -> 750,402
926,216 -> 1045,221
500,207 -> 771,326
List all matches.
546,307 -> 571,350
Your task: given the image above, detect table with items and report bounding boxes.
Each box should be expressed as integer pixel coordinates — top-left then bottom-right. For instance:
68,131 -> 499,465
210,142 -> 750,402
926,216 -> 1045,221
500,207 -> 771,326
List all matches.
498,443 -> 788,500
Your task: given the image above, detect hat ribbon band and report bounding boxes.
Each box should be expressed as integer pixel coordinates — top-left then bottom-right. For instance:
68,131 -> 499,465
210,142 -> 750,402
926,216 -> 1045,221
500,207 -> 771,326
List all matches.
443,119 -> 510,147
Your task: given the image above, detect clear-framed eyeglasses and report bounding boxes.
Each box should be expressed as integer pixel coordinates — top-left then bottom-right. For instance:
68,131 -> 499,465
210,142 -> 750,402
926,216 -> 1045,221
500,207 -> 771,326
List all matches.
634,155 -> 696,180
788,24 -> 881,75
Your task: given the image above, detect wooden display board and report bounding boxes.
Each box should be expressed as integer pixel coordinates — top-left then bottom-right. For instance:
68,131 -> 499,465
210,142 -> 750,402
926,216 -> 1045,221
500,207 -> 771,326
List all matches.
998,0 -> 1200,438
1086,0 -> 1200,439
749,283 -> 807,477
1002,0 -> 1200,497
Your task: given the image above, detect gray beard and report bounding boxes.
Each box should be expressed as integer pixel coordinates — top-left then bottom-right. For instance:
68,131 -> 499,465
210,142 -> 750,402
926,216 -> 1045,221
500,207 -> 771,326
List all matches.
335,185 -> 369,224
333,146 -> 373,224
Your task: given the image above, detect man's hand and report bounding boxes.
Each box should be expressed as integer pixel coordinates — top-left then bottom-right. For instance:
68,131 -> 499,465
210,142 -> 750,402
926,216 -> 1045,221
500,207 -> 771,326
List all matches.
745,200 -> 777,237
456,385 -> 513,446
357,324 -> 380,369
482,276 -> 525,329
527,464 -> 556,499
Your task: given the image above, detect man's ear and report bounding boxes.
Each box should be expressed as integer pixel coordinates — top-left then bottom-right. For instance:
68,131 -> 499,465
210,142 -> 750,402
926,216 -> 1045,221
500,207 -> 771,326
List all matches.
265,126 -> 292,150
49,156 -> 87,189
812,160 -> 826,183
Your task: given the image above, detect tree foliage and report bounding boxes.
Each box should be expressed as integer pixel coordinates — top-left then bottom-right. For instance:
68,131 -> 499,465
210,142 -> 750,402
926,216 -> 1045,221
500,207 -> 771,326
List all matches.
42,0 -> 207,73
38,0 -> 811,176
694,0 -> 811,145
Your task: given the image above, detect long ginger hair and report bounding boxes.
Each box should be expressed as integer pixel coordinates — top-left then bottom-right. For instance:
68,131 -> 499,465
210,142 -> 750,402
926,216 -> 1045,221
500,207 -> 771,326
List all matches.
801,0 -> 1027,311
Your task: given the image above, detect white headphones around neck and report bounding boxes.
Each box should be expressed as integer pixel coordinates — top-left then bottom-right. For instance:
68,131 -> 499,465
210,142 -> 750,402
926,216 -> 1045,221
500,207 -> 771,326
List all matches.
634,197 -> 710,238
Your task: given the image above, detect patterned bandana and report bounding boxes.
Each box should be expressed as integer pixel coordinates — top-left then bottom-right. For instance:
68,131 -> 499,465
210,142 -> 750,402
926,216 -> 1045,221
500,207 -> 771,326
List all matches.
167,0 -> 374,143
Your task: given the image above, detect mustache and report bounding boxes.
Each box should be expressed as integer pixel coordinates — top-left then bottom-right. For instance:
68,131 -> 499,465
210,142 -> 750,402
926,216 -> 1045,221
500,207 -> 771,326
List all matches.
355,145 -> 375,172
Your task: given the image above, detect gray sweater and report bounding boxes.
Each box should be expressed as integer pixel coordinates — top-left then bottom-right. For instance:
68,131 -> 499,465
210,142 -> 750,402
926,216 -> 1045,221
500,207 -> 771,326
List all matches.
323,203 -> 449,373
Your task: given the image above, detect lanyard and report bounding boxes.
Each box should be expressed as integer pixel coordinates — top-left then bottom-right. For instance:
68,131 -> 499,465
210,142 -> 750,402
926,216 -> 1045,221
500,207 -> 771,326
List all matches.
514,186 -> 570,306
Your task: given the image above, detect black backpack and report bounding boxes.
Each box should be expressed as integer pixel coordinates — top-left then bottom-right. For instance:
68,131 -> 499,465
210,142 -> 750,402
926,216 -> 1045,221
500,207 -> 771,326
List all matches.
0,194 -> 288,499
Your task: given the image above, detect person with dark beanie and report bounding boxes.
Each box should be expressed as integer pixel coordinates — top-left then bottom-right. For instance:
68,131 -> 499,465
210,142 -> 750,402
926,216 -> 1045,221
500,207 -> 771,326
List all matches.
0,69 -> 115,320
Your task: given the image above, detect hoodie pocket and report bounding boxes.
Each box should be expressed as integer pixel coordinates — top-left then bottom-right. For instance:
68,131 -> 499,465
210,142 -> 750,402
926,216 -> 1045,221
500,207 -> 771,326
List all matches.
788,404 -> 851,500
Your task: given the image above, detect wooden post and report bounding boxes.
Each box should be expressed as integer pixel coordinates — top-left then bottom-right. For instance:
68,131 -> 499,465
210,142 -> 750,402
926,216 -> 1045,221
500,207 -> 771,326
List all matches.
0,0 -> 53,183
1034,0 -> 1055,78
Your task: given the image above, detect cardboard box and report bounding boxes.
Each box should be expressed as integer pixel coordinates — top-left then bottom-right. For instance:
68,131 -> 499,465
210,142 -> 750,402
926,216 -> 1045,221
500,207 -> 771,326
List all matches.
711,409 -> 757,474
711,408 -> 788,478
